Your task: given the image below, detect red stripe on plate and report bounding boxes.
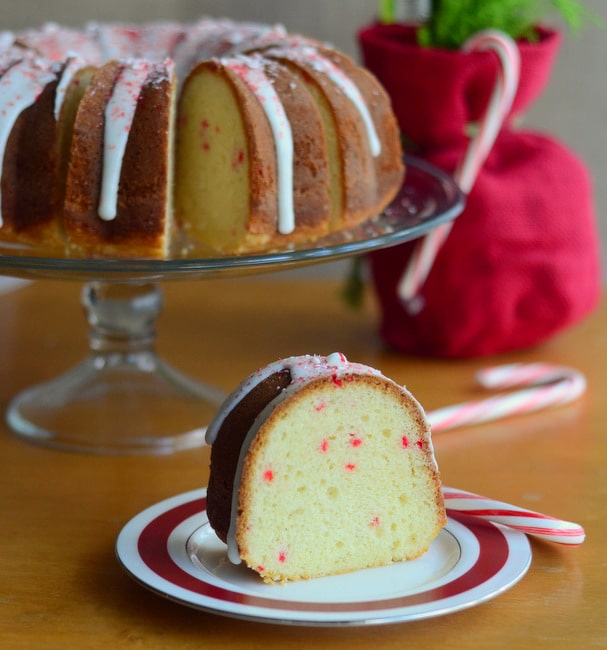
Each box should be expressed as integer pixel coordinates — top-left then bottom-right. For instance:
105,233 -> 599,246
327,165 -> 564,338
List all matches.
137,499 -> 510,613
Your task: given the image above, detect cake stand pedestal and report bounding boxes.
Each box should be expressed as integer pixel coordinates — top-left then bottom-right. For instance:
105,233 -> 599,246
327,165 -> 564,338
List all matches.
0,157 -> 464,454
6,282 -> 226,454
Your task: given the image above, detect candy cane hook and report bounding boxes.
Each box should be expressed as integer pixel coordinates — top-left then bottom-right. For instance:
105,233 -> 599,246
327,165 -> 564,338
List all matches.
426,362 -> 586,432
398,30 -> 521,310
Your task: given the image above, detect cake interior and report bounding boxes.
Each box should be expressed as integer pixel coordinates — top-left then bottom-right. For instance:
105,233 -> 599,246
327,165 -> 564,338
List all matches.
236,376 -> 445,582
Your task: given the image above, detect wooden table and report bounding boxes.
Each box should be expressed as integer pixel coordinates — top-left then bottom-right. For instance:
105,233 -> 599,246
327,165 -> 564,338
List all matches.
1,277 -> 605,648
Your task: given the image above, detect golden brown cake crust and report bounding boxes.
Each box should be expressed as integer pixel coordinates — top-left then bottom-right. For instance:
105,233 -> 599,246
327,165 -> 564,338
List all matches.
262,60 -> 330,239
0,70 -> 63,246
267,53 -> 377,225
64,61 -> 175,258
219,62 -> 279,237
318,47 -> 405,209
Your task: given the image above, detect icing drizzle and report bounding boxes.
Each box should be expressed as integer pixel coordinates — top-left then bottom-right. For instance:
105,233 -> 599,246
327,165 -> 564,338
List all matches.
98,60 -> 153,221
223,54 -> 295,235
267,46 -> 382,157
53,54 -> 85,121
306,48 -> 381,157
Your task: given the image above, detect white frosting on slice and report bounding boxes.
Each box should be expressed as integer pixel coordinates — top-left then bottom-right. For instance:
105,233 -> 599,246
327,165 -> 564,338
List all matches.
204,353 -> 385,564
0,57 -> 58,226
53,54 -> 85,121
268,46 -> 382,157
0,32 -> 14,51
17,23 -> 103,64
88,23 -> 140,61
223,54 -> 295,235
98,60 -> 151,221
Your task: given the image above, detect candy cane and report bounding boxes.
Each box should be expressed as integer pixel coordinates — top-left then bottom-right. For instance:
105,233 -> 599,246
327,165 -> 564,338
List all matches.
443,487 -> 586,545
398,30 -> 521,311
427,363 -> 586,432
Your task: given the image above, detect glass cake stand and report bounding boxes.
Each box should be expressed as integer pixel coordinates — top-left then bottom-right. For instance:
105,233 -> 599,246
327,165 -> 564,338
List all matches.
0,157 -> 464,454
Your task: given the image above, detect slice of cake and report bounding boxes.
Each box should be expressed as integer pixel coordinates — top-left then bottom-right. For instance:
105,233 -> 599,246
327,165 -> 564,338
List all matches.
0,51 -> 95,248
205,353 -> 446,584
263,46 -> 389,230
175,54 -> 332,254
64,58 -> 176,258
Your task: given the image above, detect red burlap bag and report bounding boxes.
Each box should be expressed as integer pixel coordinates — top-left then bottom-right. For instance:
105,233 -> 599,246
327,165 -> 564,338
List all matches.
359,24 -> 601,358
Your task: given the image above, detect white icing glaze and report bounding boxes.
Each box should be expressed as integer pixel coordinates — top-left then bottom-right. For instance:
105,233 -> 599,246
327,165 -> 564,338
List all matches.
88,23 -> 140,61
267,46 -> 382,157
204,353 -> 387,564
136,23 -> 185,60
88,22 -> 184,62
172,20 -> 221,86
223,54 -> 295,235
18,23 -> 103,65
53,54 -> 85,121
98,60 -> 152,221
0,57 -> 57,226
195,21 -> 286,60
0,32 -> 14,51
173,20 -> 289,87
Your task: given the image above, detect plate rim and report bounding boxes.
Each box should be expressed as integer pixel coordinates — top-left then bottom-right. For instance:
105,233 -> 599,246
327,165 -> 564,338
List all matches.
115,487 -> 531,627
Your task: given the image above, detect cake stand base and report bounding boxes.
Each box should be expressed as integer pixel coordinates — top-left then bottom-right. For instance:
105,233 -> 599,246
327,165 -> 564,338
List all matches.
5,282 -> 226,454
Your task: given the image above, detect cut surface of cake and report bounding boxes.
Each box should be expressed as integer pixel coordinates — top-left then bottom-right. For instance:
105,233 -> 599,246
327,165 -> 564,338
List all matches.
0,18 -> 405,258
205,353 -> 446,584
175,54 -> 331,254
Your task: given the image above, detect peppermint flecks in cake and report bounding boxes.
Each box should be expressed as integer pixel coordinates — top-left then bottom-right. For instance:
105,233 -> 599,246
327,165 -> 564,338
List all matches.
402,435 -> 424,450
319,438 -> 329,452
231,149 -> 245,170
348,433 -> 363,447
198,118 -> 210,151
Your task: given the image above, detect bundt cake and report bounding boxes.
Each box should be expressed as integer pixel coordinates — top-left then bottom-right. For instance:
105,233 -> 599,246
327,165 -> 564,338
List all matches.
205,352 -> 446,584
0,18 -> 404,258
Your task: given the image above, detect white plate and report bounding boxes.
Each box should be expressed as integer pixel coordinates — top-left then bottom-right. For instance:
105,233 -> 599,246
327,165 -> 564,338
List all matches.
116,488 -> 531,626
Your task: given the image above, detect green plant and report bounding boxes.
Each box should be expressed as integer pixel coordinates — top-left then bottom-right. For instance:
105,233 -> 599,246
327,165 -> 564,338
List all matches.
379,0 -> 600,49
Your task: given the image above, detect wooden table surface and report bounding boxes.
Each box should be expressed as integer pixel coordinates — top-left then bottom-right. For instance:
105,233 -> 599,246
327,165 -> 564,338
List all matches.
0,277 -> 605,649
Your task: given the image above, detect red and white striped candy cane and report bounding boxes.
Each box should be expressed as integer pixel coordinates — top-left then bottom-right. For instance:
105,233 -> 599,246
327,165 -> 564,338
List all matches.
427,362 -> 586,432
443,487 -> 586,545
398,29 -> 521,310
